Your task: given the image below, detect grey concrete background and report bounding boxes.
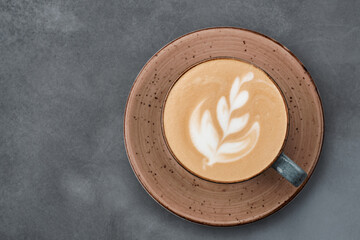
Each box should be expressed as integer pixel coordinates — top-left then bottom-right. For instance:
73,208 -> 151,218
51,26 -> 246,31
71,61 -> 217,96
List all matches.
0,0 -> 359,239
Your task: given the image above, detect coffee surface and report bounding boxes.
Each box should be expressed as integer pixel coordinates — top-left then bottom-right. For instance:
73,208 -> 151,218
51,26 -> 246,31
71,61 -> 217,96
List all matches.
163,59 -> 288,182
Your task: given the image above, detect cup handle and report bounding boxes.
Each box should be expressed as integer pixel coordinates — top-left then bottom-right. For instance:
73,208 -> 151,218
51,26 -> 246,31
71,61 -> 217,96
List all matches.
271,153 -> 307,187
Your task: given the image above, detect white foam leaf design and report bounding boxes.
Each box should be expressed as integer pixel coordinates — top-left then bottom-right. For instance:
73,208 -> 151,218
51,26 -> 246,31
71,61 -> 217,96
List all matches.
230,77 -> 240,104
217,122 -> 259,156
231,91 -> 249,111
217,140 -> 249,155
227,113 -> 249,135
243,72 -> 254,83
216,96 -> 229,133
189,102 -> 213,160
200,110 -> 219,152
189,72 -> 260,168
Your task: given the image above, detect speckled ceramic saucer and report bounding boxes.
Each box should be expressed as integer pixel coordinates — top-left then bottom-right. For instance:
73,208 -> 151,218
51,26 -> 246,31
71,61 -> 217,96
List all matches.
124,27 -> 324,226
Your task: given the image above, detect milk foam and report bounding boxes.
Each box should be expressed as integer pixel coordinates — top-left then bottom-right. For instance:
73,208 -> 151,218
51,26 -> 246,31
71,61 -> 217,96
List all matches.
189,72 -> 260,168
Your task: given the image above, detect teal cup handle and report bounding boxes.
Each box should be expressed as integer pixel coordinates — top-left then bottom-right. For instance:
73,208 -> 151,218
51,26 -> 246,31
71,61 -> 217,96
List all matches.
271,153 -> 307,187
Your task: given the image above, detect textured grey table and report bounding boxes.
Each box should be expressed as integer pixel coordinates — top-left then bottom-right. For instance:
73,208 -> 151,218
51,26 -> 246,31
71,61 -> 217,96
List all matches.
1,0 -> 359,239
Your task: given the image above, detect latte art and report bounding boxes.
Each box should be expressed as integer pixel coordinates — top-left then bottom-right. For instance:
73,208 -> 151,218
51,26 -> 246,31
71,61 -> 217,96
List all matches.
163,59 -> 288,182
189,72 -> 260,168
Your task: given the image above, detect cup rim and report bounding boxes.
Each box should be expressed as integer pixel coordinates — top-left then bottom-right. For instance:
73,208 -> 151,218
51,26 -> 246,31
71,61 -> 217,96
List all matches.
160,57 -> 290,184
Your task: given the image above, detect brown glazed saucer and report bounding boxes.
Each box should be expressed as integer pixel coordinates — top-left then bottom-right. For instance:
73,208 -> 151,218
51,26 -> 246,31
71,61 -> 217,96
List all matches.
124,27 -> 324,226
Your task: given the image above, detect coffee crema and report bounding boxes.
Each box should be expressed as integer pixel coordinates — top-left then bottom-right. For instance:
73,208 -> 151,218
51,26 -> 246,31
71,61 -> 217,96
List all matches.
163,59 -> 288,182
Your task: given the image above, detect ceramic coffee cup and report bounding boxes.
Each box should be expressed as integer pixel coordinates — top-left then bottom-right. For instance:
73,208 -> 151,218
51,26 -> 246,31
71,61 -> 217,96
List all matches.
162,58 -> 307,187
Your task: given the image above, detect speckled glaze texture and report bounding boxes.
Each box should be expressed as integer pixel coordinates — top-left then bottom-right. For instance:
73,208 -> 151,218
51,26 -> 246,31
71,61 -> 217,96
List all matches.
124,27 -> 324,226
